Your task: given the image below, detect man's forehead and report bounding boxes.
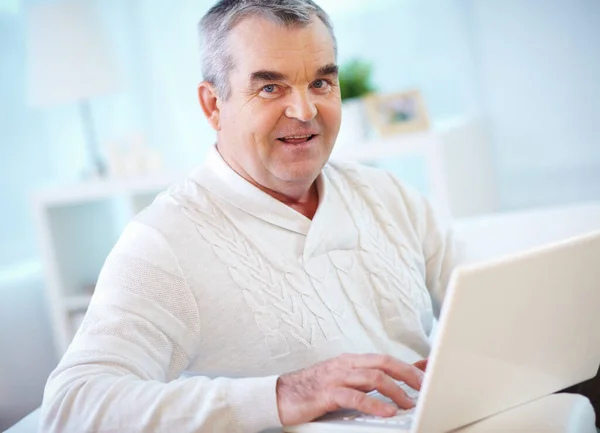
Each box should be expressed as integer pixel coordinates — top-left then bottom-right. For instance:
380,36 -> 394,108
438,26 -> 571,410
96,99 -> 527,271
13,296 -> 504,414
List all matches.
227,15 -> 336,70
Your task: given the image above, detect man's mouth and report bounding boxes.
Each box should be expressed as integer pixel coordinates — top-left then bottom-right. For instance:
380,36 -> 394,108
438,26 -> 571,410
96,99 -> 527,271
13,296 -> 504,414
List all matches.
277,134 -> 317,144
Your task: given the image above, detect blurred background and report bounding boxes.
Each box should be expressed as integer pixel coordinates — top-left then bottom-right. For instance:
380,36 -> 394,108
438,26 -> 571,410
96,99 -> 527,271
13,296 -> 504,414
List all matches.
1,0 -> 599,429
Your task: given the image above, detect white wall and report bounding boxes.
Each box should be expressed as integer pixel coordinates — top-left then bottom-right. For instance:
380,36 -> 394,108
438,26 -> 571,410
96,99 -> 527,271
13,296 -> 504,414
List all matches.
329,0 -> 480,120
0,6 -> 50,266
464,0 -> 600,209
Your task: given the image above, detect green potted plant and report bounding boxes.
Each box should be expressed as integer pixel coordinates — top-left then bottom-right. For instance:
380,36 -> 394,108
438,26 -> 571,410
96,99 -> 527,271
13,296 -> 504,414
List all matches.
339,59 -> 375,102
337,59 -> 375,147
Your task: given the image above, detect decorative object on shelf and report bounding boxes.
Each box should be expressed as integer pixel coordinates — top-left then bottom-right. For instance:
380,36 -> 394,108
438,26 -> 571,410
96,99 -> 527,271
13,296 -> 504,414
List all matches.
336,59 -> 376,148
106,134 -> 164,179
26,0 -> 122,179
365,89 -> 430,136
339,59 -> 375,101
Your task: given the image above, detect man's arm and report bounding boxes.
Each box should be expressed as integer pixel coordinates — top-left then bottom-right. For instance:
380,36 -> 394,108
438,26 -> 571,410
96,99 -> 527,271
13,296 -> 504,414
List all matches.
40,221 -> 281,433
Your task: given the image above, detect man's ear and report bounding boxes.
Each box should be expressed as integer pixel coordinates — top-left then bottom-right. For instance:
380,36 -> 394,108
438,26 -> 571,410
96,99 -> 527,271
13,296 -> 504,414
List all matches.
198,81 -> 221,131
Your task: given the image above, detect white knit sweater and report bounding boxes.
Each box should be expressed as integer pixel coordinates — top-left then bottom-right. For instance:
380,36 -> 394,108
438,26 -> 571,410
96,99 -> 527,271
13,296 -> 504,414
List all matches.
40,148 -> 459,433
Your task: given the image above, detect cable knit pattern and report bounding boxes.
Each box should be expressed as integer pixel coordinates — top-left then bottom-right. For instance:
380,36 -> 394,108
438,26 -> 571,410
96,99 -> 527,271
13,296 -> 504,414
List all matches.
326,163 -> 434,351
173,184 -> 344,358
40,147 -> 458,433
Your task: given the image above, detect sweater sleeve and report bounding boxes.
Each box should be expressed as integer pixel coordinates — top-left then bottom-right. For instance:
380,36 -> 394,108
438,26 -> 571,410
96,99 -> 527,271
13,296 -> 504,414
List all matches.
40,221 -> 282,433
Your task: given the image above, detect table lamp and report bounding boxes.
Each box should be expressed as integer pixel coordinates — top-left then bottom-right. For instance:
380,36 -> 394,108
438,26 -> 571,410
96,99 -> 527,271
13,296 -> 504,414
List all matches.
26,0 -> 122,178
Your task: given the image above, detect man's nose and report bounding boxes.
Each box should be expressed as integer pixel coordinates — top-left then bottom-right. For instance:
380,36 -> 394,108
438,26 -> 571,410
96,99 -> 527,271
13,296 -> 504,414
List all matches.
285,91 -> 317,122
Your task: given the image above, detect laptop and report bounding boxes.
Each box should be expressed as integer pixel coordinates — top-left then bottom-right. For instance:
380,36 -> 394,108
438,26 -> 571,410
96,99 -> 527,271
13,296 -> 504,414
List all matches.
284,230 -> 600,433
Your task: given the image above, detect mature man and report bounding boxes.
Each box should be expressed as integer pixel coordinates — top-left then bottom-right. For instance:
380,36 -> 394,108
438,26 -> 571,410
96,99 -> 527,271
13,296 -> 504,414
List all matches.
40,1 -> 460,432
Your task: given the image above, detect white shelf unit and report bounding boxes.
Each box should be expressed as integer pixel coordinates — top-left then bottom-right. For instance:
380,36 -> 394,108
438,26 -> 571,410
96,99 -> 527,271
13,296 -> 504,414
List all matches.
33,174 -> 186,356
35,122 -> 498,357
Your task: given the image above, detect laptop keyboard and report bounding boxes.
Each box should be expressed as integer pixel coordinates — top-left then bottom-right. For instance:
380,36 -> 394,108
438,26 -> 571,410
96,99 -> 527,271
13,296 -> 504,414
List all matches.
338,383 -> 419,427
341,408 -> 416,427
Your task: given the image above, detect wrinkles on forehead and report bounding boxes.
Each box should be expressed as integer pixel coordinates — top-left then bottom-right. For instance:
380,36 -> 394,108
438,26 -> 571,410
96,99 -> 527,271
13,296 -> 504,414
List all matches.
227,16 -> 336,90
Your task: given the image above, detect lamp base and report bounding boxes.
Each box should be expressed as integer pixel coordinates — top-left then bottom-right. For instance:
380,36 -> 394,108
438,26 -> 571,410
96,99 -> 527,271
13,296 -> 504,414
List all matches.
79,99 -> 107,180
85,156 -> 107,180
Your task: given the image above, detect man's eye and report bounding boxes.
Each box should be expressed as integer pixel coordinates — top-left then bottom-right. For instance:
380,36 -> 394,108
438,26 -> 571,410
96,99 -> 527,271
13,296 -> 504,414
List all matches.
262,85 -> 276,93
312,79 -> 331,91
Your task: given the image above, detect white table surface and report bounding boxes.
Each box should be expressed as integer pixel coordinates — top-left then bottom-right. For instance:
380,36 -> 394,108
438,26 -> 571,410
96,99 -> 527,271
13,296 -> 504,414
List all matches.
6,394 -> 598,433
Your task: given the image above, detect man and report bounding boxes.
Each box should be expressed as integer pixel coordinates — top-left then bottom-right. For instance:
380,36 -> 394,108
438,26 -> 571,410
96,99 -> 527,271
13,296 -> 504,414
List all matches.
40,1 -> 459,432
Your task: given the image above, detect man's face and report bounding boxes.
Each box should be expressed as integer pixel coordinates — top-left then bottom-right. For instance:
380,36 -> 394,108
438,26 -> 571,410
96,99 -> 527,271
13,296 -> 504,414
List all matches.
215,15 -> 341,189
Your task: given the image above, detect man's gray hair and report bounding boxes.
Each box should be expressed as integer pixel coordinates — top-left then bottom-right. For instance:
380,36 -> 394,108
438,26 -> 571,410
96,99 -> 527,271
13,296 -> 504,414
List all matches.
199,0 -> 337,99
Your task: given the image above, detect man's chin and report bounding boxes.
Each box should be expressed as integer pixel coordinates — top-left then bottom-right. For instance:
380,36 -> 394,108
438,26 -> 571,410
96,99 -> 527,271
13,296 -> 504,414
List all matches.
271,161 -> 324,184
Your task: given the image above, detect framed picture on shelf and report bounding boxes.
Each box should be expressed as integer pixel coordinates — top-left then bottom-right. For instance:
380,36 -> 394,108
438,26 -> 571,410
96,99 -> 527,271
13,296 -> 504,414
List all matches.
364,89 -> 430,136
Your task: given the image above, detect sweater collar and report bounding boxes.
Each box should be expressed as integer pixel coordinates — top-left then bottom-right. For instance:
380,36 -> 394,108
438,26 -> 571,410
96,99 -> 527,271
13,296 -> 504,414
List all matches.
190,145 -> 322,236
191,147 -> 358,260
190,146 -> 358,259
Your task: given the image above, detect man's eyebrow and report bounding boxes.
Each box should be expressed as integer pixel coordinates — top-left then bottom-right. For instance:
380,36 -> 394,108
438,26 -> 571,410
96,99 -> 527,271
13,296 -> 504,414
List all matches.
249,64 -> 339,84
250,70 -> 287,83
316,63 -> 339,77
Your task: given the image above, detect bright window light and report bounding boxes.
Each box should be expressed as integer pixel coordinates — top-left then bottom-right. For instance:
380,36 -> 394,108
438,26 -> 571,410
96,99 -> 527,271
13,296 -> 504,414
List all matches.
0,0 -> 20,15
317,0 -> 393,16
0,260 -> 42,288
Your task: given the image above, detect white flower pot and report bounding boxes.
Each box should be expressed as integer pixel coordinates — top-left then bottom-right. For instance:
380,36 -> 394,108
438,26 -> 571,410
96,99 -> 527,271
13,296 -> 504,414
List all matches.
336,98 -> 369,150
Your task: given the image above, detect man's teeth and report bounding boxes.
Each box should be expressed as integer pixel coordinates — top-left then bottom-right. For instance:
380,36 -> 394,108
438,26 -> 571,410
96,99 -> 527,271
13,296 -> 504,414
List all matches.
284,135 -> 312,139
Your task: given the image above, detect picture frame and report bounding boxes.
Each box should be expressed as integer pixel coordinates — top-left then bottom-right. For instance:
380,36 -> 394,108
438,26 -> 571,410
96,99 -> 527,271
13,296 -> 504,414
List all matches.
364,89 -> 430,136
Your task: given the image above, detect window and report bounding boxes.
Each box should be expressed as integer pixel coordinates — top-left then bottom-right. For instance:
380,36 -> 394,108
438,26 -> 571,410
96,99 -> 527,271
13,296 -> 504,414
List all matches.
0,0 -> 20,15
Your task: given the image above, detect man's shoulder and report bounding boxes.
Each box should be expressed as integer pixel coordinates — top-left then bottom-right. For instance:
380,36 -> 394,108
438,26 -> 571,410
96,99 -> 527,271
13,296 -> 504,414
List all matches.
126,175 -> 216,249
106,174 -> 219,272
327,159 -> 389,181
326,160 -> 422,204
325,159 -> 435,234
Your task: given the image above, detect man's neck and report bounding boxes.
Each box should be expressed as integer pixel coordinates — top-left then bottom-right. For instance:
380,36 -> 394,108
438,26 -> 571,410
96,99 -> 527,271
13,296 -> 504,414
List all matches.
216,146 -> 320,220
253,181 -> 320,220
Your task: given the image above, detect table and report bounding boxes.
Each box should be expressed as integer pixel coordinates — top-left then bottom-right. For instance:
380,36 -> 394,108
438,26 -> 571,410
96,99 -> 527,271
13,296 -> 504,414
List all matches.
6,394 -> 597,433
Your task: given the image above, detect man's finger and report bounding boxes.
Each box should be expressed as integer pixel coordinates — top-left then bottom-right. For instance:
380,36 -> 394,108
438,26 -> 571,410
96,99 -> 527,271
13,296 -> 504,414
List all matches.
342,353 -> 424,391
413,359 -> 428,372
330,387 -> 398,418
343,369 -> 416,410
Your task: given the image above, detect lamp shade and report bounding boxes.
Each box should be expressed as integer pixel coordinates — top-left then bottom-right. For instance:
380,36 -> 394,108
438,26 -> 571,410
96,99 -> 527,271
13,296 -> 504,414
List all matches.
26,0 -> 121,107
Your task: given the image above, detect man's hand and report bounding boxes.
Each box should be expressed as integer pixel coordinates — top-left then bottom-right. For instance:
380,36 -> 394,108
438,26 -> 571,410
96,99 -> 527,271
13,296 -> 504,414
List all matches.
413,358 -> 428,372
276,353 -> 427,426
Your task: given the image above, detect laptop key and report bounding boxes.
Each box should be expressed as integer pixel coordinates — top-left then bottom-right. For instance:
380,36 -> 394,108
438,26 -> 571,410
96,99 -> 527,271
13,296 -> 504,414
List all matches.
354,408 -> 415,426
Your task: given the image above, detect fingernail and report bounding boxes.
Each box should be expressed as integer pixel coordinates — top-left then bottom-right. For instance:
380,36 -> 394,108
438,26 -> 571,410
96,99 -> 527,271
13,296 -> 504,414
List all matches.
417,369 -> 425,385
385,404 -> 398,416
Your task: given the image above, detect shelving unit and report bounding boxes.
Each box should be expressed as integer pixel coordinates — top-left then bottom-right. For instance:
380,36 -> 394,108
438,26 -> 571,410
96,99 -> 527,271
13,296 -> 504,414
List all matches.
33,174 -> 185,356
35,121 -> 499,356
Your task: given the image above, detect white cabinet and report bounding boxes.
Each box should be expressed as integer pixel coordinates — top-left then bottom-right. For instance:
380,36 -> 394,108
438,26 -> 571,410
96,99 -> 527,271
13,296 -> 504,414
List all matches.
35,119 -> 499,356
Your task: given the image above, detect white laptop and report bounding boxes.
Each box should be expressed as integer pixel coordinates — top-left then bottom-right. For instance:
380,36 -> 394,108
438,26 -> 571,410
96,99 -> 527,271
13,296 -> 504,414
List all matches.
284,230 -> 600,433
